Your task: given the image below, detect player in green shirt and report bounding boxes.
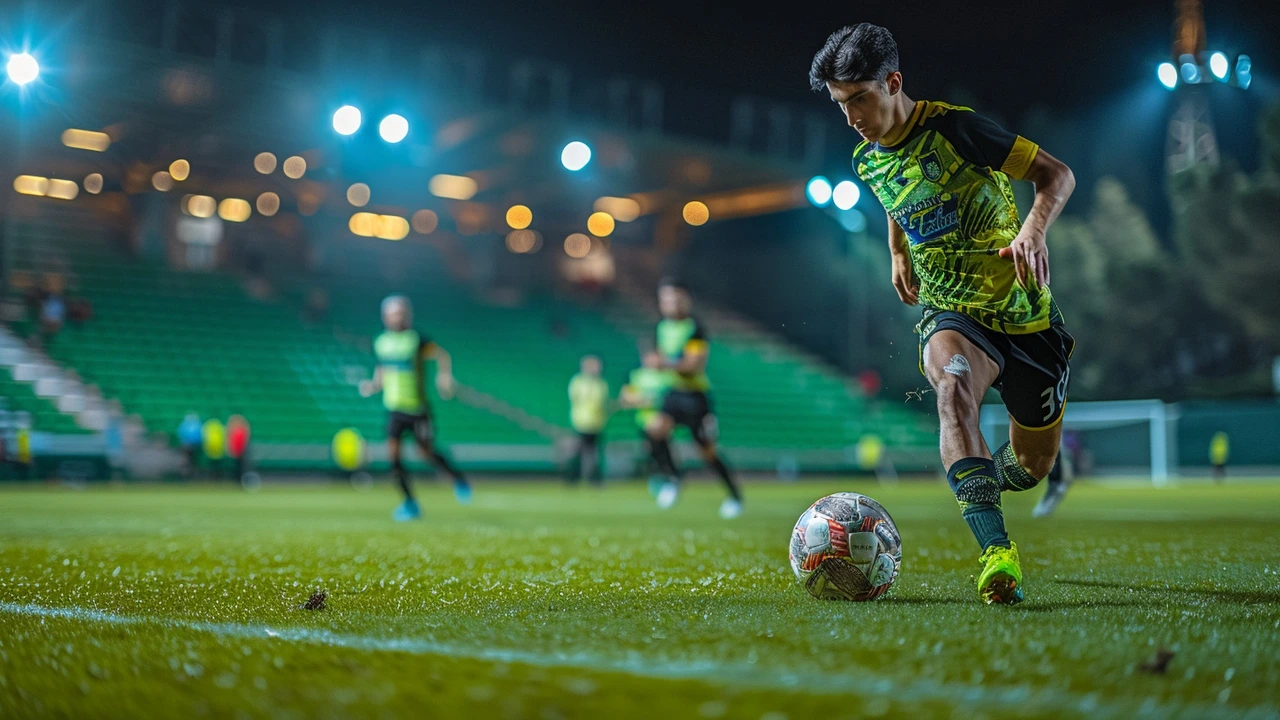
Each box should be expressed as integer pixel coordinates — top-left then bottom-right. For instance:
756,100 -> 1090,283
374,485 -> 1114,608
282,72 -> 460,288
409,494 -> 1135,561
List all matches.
567,355 -> 610,485
811,24 -> 1077,603
359,296 -> 471,521
620,349 -> 673,484
646,278 -> 743,519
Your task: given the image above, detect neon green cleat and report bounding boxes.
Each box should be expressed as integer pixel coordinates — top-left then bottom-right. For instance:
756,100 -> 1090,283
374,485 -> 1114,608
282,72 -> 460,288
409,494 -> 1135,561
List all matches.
977,542 -> 1024,605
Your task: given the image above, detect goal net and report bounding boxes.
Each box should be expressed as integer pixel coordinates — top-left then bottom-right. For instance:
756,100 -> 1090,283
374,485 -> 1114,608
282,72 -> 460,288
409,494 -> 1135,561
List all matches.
979,399 -> 1178,485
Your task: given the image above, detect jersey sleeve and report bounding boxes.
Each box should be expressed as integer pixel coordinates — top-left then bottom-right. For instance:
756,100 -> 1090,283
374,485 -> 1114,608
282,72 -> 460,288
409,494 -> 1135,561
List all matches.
931,109 -> 1039,180
684,320 -> 709,355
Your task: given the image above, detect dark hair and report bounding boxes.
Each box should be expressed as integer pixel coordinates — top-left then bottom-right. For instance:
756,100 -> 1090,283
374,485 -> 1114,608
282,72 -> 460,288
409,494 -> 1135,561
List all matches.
658,277 -> 689,292
809,23 -> 899,92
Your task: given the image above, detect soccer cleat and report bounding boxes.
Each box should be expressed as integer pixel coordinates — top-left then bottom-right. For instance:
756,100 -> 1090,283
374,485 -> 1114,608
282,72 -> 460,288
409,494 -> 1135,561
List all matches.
656,481 -> 680,510
977,542 -> 1024,605
1032,478 -> 1071,518
718,497 -> 742,519
453,479 -> 473,505
392,498 -> 422,522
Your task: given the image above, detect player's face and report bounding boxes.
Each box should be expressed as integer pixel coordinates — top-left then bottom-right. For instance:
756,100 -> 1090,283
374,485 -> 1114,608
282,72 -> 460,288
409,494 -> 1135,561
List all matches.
383,304 -> 410,330
582,357 -> 602,376
642,351 -> 662,368
827,74 -> 902,143
658,287 -> 690,319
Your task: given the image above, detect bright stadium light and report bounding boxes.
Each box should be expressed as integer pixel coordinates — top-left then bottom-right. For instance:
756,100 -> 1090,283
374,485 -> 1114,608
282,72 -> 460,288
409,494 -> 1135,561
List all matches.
333,105 -> 362,136
807,176 -> 833,207
1236,55 -> 1252,90
1208,52 -> 1229,81
561,141 -> 592,171
1157,62 -> 1178,89
6,52 -> 38,86
1180,61 -> 1200,84
378,114 -> 408,143
832,180 -> 860,210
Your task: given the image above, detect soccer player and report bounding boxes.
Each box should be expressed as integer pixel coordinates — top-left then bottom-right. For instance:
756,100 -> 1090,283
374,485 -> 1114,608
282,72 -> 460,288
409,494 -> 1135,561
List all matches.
359,295 -> 471,521
620,349 -> 673,485
811,24 -> 1077,603
1032,450 -> 1072,517
646,279 -> 743,519
567,355 -> 609,485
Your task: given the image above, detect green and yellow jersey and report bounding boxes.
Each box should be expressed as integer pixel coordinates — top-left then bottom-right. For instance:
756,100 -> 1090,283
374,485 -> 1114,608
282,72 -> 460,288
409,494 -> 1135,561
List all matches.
853,100 -> 1056,334
374,329 -> 435,414
568,374 -> 610,434
657,317 -> 711,392
623,367 -> 672,428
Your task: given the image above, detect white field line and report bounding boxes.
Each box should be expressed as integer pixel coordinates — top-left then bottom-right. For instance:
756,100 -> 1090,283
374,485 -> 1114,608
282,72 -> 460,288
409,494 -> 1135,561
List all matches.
1,601 -> 1273,720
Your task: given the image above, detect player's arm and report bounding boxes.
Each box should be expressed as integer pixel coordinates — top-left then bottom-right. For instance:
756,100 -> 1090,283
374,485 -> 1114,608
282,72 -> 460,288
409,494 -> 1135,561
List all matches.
1000,149 -> 1075,287
424,342 -> 455,399
673,341 -> 708,375
358,366 -> 383,397
888,219 -> 918,305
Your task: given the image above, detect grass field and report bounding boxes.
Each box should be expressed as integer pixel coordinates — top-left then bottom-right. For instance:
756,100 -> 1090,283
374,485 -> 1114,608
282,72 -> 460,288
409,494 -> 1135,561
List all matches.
1,479 -> 1278,719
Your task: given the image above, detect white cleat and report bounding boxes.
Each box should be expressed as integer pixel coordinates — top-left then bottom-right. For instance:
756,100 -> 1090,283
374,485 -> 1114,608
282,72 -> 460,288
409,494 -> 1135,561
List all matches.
656,482 -> 680,510
718,498 -> 742,519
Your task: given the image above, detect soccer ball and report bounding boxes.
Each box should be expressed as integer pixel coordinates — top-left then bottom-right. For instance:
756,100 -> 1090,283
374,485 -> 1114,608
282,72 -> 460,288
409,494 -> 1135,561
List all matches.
789,492 -> 901,601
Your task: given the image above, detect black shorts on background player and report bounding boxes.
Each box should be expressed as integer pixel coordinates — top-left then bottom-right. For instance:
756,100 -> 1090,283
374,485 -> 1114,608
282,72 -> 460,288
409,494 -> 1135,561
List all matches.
387,411 -> 435,445
919,309 -> 1075,430
661,390 -> 719,446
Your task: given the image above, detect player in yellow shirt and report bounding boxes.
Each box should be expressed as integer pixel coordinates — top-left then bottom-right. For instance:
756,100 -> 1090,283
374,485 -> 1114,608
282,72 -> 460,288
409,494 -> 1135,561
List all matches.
811,23 -> 1077,603
568,355 -> 609,485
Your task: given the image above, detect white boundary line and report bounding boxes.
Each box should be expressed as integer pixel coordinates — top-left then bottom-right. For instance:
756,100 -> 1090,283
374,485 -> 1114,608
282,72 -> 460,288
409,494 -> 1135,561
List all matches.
1,601 -> 1272,720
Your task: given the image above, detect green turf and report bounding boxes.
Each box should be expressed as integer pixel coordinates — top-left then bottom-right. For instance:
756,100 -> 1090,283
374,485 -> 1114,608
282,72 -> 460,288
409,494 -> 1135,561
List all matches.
1,480 -> 1278,719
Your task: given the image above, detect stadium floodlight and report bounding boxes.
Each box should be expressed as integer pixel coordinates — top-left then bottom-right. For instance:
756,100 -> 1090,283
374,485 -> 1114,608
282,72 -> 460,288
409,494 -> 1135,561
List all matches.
561,141 -> 592,171
1236,55 -> 1252,90
806,176 -> 833,207
832,180 -> 860,210
5,52 -> 38,85
378,114 -> 408,143
1208,52 -> 1229,81
1157,62 -> 1178,89
333,105 -> 362,136
1180,61 -> 1200,84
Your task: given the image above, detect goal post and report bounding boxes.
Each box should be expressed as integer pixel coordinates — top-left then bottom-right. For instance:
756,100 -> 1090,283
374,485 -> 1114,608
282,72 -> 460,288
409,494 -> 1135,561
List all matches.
979,399 -> 1179,485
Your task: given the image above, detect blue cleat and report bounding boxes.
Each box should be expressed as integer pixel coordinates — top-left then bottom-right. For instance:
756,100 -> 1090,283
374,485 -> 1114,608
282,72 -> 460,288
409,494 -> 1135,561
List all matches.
453,479 -> 473,505
392,498 -> 421,522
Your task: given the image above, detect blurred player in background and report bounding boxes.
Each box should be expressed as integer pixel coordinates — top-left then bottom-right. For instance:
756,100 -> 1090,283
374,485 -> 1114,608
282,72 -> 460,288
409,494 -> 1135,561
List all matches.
360,295 -> 471,521
1032,451 -> 1072,517
646,279 -> 743,519
620,349 -> 671,486
811,23 -> 1076,603
567,355 -> 609,485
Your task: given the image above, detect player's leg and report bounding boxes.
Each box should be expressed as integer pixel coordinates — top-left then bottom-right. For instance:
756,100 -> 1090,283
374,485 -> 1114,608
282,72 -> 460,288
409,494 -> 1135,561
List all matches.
923,328 -> 1022,604
386,415 -> 421,521
580,433 -> 602,486
645,411 -> 681,508
990,325 -> 1074,517
690,395 -> 742,517
411,416 -> 471,504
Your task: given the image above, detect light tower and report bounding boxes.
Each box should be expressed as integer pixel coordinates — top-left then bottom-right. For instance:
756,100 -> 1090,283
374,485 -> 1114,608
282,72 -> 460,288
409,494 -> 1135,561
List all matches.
1164,0 -> 1219,175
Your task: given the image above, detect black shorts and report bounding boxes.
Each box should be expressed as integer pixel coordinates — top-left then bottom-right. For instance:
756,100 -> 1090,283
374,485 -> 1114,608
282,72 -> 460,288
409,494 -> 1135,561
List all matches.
387,412 -> 435,445
661,390 -> 719,446
577,432 -> 600,452
919,310 -> 1075,430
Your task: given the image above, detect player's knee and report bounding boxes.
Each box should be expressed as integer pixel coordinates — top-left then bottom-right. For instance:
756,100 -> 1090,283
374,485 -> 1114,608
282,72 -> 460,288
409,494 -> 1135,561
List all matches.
1017,450 -> 1056,480
932,373 -> 979,425
697,445 -> 718,463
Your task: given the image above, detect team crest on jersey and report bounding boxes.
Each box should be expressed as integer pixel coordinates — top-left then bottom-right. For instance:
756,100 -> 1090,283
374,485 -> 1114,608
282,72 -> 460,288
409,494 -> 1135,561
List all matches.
918,150 -> 944,182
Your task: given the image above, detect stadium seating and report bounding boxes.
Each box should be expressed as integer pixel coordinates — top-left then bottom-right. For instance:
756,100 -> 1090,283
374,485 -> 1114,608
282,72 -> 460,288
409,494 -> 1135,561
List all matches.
3,206 -> 935,470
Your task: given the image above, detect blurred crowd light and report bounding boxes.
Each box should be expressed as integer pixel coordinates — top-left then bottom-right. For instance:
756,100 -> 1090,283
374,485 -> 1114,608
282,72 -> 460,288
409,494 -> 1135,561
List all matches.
561,141 -> 591,171
169,159 -> 190,182
586,211 -> 615,237
346,182 -> 371,207
564,233 -> 591,258
333,105 -> 362,136
379,114 -> 409,143
218,198 -> 251,222
61,129 -> 111,152
411,209 -> 439,234
83,173 -> 103,194
254,152 -> 277,174
428,174 -> 478,200
282,156 -> 307,179
506,205 -> 533,230
593,196 -> 640,222
256,192 -> 280,217
682,201 -> 709,226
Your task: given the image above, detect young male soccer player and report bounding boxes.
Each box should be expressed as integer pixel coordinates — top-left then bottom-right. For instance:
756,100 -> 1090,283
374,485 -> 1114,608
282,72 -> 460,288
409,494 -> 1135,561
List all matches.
811,23 -> 1077,603
567,355 -> 609,485
359,295 -> 471,521
646,279 -> 743,519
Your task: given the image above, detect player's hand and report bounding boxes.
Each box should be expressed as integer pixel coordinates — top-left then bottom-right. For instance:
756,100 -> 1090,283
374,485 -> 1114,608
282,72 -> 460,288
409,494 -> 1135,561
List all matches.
891,254 -> 919,305
357,379 -> 376,397
999,230 -> 1050,287
436,373 -> 456,400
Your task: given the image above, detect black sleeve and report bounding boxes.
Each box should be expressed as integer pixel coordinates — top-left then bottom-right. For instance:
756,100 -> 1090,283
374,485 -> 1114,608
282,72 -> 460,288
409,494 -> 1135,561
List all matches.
928,109 -> 1039,179
690,319 -> 708,342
